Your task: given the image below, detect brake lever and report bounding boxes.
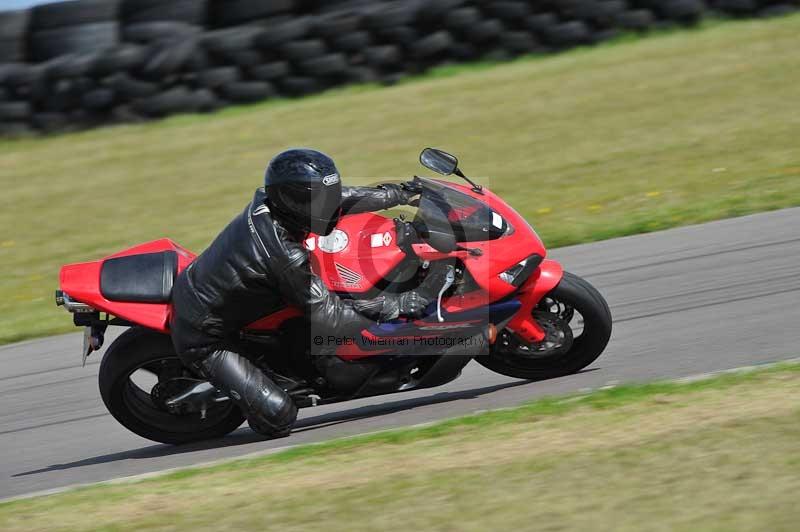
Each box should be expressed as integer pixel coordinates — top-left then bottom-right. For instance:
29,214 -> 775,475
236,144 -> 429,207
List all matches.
436,265 -> 456,323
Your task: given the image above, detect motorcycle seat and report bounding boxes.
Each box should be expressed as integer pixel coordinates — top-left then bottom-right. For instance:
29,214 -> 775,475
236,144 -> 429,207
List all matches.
100,251 -> 178,303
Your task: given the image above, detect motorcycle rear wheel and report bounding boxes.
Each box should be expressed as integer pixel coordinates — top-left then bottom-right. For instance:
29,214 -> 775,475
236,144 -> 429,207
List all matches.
477,271 -> 612,380
98,328 -> 246,444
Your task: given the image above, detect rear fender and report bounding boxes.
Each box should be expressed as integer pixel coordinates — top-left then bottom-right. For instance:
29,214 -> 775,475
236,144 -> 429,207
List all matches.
505,259 -> 564,343
58,239 -> 193,333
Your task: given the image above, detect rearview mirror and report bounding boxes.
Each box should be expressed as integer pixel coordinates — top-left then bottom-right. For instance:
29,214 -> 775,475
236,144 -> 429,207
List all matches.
420,148 -> 458,176
426,229 -> 458,254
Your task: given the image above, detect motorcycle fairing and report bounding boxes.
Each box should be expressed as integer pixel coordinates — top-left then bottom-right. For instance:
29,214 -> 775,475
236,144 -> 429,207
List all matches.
59,239 -> 194,332
506,259 -> 564,342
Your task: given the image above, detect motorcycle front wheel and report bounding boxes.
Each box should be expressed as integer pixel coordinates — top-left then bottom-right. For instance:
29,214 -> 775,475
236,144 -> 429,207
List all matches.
477,271 -> 612,381
98,328 -> 246,444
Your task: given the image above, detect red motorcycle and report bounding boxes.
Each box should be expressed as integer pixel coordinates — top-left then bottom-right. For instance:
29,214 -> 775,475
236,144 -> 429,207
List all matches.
56,149 -> 612,444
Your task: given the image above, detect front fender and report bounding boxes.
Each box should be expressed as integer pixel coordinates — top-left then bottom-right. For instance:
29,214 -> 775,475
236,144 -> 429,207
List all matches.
505,259 -> 564,343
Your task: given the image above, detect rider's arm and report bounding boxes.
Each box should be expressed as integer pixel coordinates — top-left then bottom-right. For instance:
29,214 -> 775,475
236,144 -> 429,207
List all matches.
272,242 -> 422,336
340,184 -> 415,214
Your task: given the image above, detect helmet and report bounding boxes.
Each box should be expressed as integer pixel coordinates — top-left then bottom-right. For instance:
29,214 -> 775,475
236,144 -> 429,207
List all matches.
264,148 -> 342,236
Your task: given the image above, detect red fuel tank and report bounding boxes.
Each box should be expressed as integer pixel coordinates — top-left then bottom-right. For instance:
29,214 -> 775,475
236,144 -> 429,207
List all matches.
307,213 -> 405,294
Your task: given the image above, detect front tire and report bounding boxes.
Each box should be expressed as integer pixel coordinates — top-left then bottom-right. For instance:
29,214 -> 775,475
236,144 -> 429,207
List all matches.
477,271 -> 612,380
98,328 -> 246,444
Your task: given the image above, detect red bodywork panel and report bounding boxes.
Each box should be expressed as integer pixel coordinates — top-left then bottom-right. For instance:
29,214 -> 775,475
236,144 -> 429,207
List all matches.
506,259 -> 563,342
58,180 -> 561,348
59,239 -> 195,333
409,181 -> 549,321
307,213 -> 404,294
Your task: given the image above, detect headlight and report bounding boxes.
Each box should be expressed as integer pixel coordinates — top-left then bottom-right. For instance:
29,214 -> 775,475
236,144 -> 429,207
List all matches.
498,254 -> 543,287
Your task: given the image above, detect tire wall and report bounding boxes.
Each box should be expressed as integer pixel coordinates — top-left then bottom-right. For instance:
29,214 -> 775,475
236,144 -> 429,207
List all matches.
0,0 -> 796,135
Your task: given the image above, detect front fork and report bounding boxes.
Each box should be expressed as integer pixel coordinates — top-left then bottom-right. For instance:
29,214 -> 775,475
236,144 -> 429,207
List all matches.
506,259 -> 564,344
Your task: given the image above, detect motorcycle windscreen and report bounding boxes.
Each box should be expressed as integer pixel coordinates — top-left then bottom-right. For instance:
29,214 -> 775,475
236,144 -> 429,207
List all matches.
415,178 -> 508,242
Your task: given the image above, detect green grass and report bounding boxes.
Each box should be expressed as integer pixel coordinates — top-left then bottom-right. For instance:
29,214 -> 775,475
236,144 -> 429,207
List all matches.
2,362 -> 799,531
2,15 -> 800,344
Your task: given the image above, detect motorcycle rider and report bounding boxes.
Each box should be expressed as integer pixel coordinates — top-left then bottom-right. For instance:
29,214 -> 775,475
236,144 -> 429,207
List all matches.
170,148 -> 440,438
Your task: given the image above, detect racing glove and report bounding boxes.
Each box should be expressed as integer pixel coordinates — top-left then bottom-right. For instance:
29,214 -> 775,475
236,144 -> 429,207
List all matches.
353,292 -> 430,321
394,291 -> 430,319
378,183 -> 420,206
400,179 -> 423,195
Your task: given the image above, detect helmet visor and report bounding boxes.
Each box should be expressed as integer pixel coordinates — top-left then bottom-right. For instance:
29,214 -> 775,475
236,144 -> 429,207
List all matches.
274,179 -> 342,235
308,180 -> 342,235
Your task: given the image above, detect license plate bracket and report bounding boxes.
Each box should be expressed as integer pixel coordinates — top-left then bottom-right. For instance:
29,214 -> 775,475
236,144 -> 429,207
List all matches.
82,326 -> 93,367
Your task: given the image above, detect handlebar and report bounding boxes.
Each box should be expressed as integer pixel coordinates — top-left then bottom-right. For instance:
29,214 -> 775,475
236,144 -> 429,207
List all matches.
394,218 -> 483,259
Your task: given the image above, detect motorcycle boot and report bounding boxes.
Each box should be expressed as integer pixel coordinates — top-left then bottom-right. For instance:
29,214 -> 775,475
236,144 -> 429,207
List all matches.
199,350 -> 298,438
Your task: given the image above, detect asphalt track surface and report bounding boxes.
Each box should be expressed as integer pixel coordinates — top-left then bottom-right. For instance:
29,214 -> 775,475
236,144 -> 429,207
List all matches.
2,208 -> 799,499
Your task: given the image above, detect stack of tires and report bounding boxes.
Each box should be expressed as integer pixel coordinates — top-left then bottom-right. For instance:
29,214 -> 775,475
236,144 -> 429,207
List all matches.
309,9 -> 375,86
120,0 -> 207,46
117,0 -> 217,118
0,63 -> 37,135
628,0 -> 706,25
208,0 -> 296,27
198,24 -> 281,101
0,10 -> 29,63
0,0 -> 798,136
711,0 -> 799,16
356,1 -> 428,81
121,0 -> 207,27
28,0 -> 120,62
436,2 -> 510,62
0,10 -> 34,135
266,17 -> 341,96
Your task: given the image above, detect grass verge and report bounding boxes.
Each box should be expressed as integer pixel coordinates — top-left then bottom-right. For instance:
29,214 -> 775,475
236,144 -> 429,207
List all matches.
2,361 -> 799,531
2,15 -> 800,343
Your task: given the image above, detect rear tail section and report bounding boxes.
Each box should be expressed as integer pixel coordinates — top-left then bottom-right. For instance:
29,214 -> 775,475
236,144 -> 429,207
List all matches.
56,239 -> 195,333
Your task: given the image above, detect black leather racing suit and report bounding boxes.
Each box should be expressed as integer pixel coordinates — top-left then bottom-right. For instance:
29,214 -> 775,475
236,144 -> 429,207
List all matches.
170,185 -> 412,435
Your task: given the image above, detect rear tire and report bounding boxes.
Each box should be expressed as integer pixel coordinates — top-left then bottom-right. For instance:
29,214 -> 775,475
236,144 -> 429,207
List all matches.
99,328 -> 245,444
477,271 -> 611,380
